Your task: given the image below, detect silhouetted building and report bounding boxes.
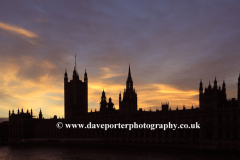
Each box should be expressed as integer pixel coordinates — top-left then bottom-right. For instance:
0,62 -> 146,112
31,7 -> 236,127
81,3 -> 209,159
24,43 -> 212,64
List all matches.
119,65 -> 137,115
100,90 -> 115,112
64,55 -> 88,119
8,109 -> 34,141
0,121 -> 8,143
8,59 -> 240,151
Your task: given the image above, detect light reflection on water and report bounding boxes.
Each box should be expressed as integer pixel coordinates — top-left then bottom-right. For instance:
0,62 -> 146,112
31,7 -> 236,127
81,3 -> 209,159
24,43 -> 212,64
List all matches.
0,144 -> 238,160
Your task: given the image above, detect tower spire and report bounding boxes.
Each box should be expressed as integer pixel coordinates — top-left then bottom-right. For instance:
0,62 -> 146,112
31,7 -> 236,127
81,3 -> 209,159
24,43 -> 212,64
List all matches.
126,64 -> 133,89
128,63 -> 131,78
75,54 -> 76,70
72,54 -> 79,80
214,77 -> 217,88
64,69 -> 67,77
84,69 -> 88,82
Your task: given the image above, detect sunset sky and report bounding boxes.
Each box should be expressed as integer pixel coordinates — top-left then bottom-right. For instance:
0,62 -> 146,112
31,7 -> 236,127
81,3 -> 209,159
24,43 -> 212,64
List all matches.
0,0 -> 240,118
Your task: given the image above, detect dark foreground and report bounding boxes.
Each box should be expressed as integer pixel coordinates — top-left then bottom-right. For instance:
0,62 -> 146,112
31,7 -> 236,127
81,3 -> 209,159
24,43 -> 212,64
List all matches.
0,143 -> 239,160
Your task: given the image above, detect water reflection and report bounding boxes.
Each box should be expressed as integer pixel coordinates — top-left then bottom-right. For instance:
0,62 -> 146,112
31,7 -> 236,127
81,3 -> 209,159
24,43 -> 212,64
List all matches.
0,145 -> 238,160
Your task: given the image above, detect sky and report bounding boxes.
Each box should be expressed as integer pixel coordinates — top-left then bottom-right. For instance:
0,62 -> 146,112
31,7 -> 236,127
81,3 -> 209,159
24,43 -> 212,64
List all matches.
0,0 -> 240,118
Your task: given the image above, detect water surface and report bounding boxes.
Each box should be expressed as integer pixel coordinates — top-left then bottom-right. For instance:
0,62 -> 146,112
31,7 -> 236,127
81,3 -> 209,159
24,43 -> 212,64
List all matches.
0,144 -> 238,160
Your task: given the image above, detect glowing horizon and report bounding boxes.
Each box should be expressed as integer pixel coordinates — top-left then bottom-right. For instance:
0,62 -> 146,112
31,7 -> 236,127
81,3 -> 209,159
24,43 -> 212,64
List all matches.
1,57 -> 200,118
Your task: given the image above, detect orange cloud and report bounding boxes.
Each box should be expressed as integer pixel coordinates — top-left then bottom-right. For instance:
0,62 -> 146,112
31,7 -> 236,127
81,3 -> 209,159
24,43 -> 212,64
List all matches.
0,22 -> 38,38
100,67 -> 125,79
87,81 -> 199,112
0,56 -> 62,118
0,59 -> 199,118
137,84 -> 199,110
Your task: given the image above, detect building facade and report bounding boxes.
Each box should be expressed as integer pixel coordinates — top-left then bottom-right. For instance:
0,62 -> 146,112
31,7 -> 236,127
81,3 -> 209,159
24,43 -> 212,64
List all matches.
8,61 -> 240,150
64,55 -> 88,119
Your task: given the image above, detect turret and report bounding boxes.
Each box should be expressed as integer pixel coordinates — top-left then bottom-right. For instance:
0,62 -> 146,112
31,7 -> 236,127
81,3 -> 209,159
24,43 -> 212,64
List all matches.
18,108 -> 19,114
101,90 -> 106,102
9,110 -> 10,117
238,73 -> 240,107
208,81 -> 211,89
222,80 -> 226,100
199,79 -> 203,94
238,72 -> 240,83
222,80 -> 226,93
162,102 -> 169,112
64,69 -> 68,83
119,92 -> 121,103
100,90 -> 107,111
39,109 -> 42,119
214,77 -> 217,89
84,69 -> 88,82
31,108 -> 32,116
108,97 -> 114,110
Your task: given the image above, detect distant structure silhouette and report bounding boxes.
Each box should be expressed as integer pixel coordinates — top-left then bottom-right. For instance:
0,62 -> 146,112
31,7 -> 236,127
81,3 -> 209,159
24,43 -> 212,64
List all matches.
119,64 -> 137,115
64,55 -> 88,119
7,58 -> 240,150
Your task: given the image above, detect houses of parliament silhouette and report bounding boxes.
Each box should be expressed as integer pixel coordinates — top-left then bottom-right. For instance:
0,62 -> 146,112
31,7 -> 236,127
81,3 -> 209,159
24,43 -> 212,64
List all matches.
8,57 -> 240,150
